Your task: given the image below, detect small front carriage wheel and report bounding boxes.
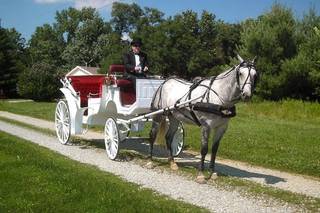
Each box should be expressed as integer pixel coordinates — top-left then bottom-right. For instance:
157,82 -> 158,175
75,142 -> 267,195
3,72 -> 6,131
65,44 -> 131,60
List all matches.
55,100 -> 71,144
104,118 -> 120,160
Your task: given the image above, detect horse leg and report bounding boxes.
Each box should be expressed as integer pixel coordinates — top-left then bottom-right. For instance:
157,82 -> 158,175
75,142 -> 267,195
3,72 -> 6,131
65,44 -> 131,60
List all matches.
146,114 -> 162,169
166,115 -> 180,170
196,125 -> 211,184
208,124 -> 228,180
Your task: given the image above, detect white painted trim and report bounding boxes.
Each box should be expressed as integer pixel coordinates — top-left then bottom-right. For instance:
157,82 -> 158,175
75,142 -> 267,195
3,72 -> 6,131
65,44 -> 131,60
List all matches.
66,66 -> 93,76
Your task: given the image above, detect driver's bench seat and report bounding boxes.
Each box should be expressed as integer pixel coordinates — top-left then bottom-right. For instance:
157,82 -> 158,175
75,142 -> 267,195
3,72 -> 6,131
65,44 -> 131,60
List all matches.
109,65 -> 136,105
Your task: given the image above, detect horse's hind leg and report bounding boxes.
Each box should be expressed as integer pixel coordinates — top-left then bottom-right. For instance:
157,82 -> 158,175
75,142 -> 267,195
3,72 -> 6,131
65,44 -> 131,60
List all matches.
166,114 -> 180,170
146,114 -> 162,169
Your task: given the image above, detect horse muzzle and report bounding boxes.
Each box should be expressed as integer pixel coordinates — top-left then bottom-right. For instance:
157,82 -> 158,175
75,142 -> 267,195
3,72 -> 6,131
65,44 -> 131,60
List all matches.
241,91 -> 251,102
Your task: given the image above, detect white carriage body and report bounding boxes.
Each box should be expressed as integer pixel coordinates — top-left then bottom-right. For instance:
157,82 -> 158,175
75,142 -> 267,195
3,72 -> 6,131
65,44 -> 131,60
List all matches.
55,65 -> 184,159
60,75 -> 164,135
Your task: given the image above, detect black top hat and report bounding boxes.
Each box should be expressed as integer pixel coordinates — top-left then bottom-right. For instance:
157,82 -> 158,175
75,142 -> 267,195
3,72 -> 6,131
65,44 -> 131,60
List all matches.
131,38 -> 143,46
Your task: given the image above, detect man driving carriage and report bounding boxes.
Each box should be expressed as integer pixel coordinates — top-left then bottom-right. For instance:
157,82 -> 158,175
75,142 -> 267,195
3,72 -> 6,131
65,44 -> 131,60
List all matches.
123,38 -> 149,87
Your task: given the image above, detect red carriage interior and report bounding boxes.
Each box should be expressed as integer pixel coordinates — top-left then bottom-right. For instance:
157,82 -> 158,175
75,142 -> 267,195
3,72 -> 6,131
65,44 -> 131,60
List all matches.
68,75 -> 106,107
68,65 -> 136,108
108,64 -> 136,105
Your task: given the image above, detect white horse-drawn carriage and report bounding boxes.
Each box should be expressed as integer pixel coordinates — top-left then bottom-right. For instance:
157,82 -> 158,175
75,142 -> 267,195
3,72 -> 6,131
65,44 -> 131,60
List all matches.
55,55 -> 258,182
55,65 -> 184,160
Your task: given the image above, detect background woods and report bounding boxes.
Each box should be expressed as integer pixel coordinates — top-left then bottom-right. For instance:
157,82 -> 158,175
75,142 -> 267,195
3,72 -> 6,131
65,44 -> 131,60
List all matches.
0,2 -> 319,101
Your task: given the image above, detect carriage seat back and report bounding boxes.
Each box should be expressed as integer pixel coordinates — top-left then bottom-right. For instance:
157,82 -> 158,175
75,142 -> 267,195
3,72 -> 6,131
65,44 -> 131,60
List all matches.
68,75 -> 106,107
108,64 -> 136,105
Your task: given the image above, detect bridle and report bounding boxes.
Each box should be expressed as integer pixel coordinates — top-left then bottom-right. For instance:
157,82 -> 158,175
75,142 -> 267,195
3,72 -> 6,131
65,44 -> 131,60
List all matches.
236,61 -> 257,94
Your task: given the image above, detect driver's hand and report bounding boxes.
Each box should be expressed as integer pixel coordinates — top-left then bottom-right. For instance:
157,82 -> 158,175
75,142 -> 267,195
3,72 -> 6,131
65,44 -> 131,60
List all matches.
134,66 -> 141,72
143,66 -> 149,72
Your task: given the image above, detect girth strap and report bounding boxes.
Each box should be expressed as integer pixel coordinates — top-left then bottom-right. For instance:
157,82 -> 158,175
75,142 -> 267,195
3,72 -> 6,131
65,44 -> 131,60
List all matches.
193,102 -> 236,118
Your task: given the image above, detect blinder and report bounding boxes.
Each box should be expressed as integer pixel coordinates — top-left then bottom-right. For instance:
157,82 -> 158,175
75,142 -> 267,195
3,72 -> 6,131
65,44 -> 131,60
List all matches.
236,61 -> 258,92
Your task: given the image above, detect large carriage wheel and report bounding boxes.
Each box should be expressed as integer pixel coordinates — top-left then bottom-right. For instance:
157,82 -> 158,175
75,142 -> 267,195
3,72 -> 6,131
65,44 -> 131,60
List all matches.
171,122 -> 184,157
104,118 -> 120,160
55,100 -> 71,144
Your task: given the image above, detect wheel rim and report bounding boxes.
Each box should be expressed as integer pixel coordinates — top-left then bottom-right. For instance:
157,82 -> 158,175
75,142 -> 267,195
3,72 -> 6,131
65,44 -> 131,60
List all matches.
55,100 -> 71,144
104,118 -> 119,160
171,123 -> 184,157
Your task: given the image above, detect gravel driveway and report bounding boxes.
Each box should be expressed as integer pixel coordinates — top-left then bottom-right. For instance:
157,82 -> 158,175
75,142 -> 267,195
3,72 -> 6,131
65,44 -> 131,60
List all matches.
1,111 -> 319,212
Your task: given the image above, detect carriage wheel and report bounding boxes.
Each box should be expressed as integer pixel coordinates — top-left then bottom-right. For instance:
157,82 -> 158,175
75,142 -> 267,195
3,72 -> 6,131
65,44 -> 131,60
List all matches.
171,122 -> 184,157
104,118 -> 120,160
55,100 -> 71,145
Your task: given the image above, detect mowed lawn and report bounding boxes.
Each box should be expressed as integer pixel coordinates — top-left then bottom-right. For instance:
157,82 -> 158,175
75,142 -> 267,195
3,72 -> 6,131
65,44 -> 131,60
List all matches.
0,131 -> 206,212
0,99 -> 319,177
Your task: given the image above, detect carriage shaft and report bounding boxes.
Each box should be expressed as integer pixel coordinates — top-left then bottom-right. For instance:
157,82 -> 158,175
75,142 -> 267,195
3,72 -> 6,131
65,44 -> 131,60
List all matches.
122,96 -> 202,124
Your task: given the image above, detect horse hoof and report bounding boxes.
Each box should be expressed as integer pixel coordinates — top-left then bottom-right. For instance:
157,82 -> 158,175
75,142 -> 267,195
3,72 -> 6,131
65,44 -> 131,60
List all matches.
195,175 -> 206,184
145,161 -> 155,169
170,161 -> 179,171
209,172 -> 218,181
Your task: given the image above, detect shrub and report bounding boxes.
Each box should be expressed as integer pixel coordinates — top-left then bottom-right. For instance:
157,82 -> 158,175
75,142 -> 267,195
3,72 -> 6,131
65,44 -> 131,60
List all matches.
17,62 -> 59,101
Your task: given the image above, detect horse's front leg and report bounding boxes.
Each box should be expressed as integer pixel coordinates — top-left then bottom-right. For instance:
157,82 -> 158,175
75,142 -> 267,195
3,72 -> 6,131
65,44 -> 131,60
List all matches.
208,124 -> 228,180
196,125 -> 211,184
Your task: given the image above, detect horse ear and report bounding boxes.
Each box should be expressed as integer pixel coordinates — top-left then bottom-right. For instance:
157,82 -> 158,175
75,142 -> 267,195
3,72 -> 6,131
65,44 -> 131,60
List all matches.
252,56 -> 257,64
237,54 -> 244,63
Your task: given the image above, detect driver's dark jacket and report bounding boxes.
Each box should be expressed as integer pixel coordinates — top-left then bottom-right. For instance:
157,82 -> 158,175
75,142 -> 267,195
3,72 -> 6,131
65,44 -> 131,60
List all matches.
123,51 -> 149,77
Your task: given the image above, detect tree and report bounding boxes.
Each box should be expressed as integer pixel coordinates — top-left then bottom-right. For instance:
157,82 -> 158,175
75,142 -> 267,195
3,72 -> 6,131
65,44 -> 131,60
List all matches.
238,4 -> 297,100
111,2 -> 143,34
0,27 -> 26,97
61,8 -> 111,68
28,24 -> 65,67
281,9 -> 320,101
17,62 -> 59,101
99,32 -> 128,73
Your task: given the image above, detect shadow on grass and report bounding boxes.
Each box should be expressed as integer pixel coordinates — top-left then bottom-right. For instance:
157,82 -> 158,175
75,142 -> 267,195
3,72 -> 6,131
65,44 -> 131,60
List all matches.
69,136 -> 286,185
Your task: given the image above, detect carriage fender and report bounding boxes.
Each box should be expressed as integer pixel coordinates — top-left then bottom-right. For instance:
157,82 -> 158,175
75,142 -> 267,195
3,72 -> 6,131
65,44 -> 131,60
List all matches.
59,88 -> 84,134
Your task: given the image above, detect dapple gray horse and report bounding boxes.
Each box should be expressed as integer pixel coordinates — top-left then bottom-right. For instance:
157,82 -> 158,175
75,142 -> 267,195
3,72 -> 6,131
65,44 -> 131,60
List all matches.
149,55 -> 258,183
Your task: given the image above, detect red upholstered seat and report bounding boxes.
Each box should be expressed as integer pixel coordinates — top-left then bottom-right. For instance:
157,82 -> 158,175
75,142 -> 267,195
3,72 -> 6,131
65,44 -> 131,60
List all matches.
68,75 -> 106,107
108,64 -> 126,74
109,65 -> 136,105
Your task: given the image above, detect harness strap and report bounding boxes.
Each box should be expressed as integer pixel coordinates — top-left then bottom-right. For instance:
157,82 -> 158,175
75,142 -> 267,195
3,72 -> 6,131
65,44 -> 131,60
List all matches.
186,80 -> 204,126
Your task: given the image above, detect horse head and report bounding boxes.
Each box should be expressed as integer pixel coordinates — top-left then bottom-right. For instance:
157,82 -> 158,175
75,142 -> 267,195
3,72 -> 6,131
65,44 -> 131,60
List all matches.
236,55 -> 258,101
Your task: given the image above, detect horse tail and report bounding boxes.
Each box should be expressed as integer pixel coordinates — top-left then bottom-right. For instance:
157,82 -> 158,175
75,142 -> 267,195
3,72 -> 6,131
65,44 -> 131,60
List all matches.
155,118 -> 167,147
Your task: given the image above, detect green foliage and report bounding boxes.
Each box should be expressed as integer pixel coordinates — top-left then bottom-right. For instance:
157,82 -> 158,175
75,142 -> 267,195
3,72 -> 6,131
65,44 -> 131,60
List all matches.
111,2 -> 144,34
17,62 -> 59,101
28,24 -> 64,67
238,4 -> 298,100
99,33 -> 128,74
238,4 -> 320,101
132,8 -> 235,78
2,2 -> 320,101
0,28 -> 26,97
61,8 -> 112,67
280,9 -> 320,100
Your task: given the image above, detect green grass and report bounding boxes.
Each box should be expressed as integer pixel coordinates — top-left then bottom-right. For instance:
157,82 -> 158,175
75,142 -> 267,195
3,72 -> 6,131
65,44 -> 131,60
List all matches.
0,131 -> 206,213
1,99 -> 319,178
0,100 -> 55,121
